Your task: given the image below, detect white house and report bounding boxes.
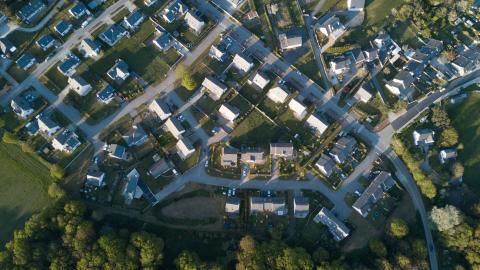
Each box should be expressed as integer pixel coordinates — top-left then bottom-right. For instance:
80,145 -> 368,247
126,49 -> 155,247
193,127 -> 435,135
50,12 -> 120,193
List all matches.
314,207 -> 350,241
225,197 -> 241,214
413,129 -> 435,146
123,168 -> 143,205
37,114 -> 60,136
149,98 -> 171,121
79,39 -> 101,58
347,0 -> 365,11
288,98 -> 308,120
293,197 -> 309,218
52,129 -> 81,153
352,172 -> 395,217
249,71 -> 270,89
218,104 -> 240,122
164,117 -> 185,139
122,10 -> 145,31
306,113 -> 328,135
354,86 -> 373,103
86,171 -> 106,187
176,138 -> 195,160
385,70 -> 415,98
330,58 -> 350,75
318,16 -> 345,39
184,11 -> 205,34
232,53 -> 254,73
315,154 -> 335,177
10,97 -> 34,119
202,76 -> 228,100
68,75 -> 92,96
266,85 -> 290,104
439,149 -> 457,164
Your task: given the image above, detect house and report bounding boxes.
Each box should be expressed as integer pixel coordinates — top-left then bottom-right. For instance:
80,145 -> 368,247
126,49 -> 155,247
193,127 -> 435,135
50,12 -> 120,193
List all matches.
348,48 -> 365,65
225,197 -> 241,214
184,11 -> 205,34
144,0 -> 158,7
153,30 -> 173,52
37,114 -> 60,136
176,138 -> 195,160
228,0 -> 244,8
279,28 -> 303,50
0,38 -> 17,56
354,85 -> 373,103
86,171 -> 106,187
52,129 -> 81,153
87,0 -> 107,10
315,154 -> 335,177
347,0 -> 365,11
55,20 -> 73,37
374,33 -> 402,63
99,24 -> 129,46
218,104 -> 240,122
222,147 -> 239,167
123,125 -> 149,147
288,98 -> 308,120
413,129 -> 435,147
353,172 -> 396,217
241,149 -> 265,165
36,35 -> 55,51
108,144 -> 127,160
17,0 -> 46,23
137,179 -> 159,205
209,44 -> 227,62
439,149 -> 457,164
306,113 -> 328,135
363,48 -> 379,62
123,169 -> 143,205
293,197 -> 309,218
68,75 -> 92,96
202,76 -> 228,100
249,71 -> 270,89
232,53 -> 253,73
25,120 -> 39,136
58,54 -> 80,76
11,96 -> 34,119
452,55 -> 474,76
426,38 -> 444,53
79,39 -> 101,58
318,16 -> 345,39
270,143 -> 294,159
16,53 -> 37,70
148,158 -> 172,179
329,136 -> 357,164
164,117 -> 185,139
313,207 -> 350,241
69,2 -> 90,19
250,197 -> 286,215
329,58 -> 350,75
162,0 -> 188,23
266,85 -> 290,104
149,98 -> 171,120
123,10 -> 145,31
107,59 -> 130,83
385,70 -> 415,98
97,84 -> 116,104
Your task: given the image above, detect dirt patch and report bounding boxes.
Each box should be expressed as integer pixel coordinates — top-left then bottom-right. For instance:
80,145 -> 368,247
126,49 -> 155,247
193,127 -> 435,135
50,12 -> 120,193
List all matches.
161,196 -> 225,220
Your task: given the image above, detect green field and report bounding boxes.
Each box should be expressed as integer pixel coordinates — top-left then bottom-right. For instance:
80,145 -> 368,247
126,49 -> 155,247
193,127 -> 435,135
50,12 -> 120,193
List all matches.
449,93 -> 480,194
0,142 -> 52,244
230,109 -> 284,148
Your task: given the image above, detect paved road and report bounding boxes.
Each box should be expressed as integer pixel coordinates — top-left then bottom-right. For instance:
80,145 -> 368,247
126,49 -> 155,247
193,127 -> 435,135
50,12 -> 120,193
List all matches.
304,13 -> 331,90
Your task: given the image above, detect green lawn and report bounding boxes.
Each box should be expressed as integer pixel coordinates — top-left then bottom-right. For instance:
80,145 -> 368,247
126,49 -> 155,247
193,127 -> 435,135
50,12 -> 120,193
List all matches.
230,109 -> 284,148
449,93 -> 480,195
364,0 -> 405,27
0,142 -> 52,244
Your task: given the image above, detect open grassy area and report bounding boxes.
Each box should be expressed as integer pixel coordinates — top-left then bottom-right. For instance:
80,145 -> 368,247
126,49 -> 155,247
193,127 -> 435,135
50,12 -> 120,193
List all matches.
0,142 -> 52,244
449,93 -> 480,195
230,109 -> 284,148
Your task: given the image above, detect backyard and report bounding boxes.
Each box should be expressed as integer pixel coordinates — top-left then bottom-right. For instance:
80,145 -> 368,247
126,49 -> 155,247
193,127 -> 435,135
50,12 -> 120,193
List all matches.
230,109 -> 284,148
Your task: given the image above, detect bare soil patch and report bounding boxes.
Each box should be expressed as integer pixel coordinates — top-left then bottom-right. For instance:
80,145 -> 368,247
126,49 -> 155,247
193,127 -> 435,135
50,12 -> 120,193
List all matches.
161,196 -> 225,220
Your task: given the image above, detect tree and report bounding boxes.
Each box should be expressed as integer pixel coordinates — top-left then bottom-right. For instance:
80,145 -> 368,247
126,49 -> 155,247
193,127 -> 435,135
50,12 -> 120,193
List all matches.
451,162 -> 464,178
2,132 -> 20,145
50,164 -> 65,180
176,64 -> 197,91
48,183 -> 66,200
412,239 -> 428,259
20,142 -> 34,154
397,5 -> 414,21
383,66 -> 391,75
175,250 -> 205,270
389,218 -> 409,238
0,116 -> 5,129
393,100 -> 407,112
448,10 -> 458,24
369,239 -> 387,257
439,127 -> 459,147
431,106 -> 451,129
429,205 -> 463,232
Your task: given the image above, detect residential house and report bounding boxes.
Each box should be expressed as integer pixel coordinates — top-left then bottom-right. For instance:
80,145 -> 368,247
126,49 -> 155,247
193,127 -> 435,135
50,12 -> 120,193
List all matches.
250,197 -> 286,216
426,38 -> 444,53
107,59 -> 130,83
176,138 -> 195,160
68,75 -> 92,96
79,39 -> 101,58
279,28 -> 303,50
354,85 -> 373,103
347,0 -> 365,11
108,144 -> 127,160
149,98 -> 171,121
148,159 -> 172,179
202,76 -> 228,100
232,53 -> 253,73
218,104 -> 240,122
266,85 -> 290,104
11,96 -> 34,119
452,55 -> 474,76
99,24 -> 129,46
144,0 -> 158,7
0,38 -> 17,56
352,172 -> 396,217
139,177 -> 159,205
164,117 -> 185,139
413,129 -> 435,147
249,71 -> 270,90
86,171 -> 106,187
36,35 -> 55,51
318,16 -> 345,39
270,143 -> 294,159
439,149 -> 457,164
209,44 -> 227,62
58,54 -> 80,76
97,84 -> 116,104
37,114 -> 60,136
69,2 -> 90,19
363,48 -> 379,62
16,53 -> 37,70
153,30 -> 173,52
123,10 -> 145,31
52,129 -> 81,153
162,0 -> 188,23
314,207 -> 350,241
315,154 -> 335,177
293,197 -> 309,218
241,149 -> 265,165
222,147 -> 239,167
123,125 -> 149,147
26,121 -> 39,136
17,0 -> 46,23
184,11 -> 205,34
330,136 -> 357,164
288,98 -> 308,120
225,197 -> 241,214
228,0 -> 244,8
306,113 -> 328,135
330,58 -> 350,75
373,33 -> 402,64
55,20 -> 73,37
123,169 -> 143,205
385,70 -> 415,98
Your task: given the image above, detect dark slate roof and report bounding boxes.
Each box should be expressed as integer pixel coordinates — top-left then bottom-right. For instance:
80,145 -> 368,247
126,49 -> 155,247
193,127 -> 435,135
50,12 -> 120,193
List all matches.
124,10 -> 145,28
58,54 -> 80,74
16,53 -> 36,69
17,0 -> 46,22
154,31 -> 172,49
97,84 -> 115,102
100,24 -> 127,45
36,35 -> 54,49
137,179 -> 159,205
70,2 -> 88,18
55,20 -> 72,35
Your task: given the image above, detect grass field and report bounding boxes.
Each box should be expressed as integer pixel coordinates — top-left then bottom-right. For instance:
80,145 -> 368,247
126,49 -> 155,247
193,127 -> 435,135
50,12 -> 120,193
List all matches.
230,109 -> 284,147
449,93 -> 480,195
0,142 -> 52,244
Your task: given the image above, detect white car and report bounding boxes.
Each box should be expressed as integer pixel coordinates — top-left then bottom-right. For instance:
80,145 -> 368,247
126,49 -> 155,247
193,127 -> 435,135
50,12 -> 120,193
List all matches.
204,160 -> 209,168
